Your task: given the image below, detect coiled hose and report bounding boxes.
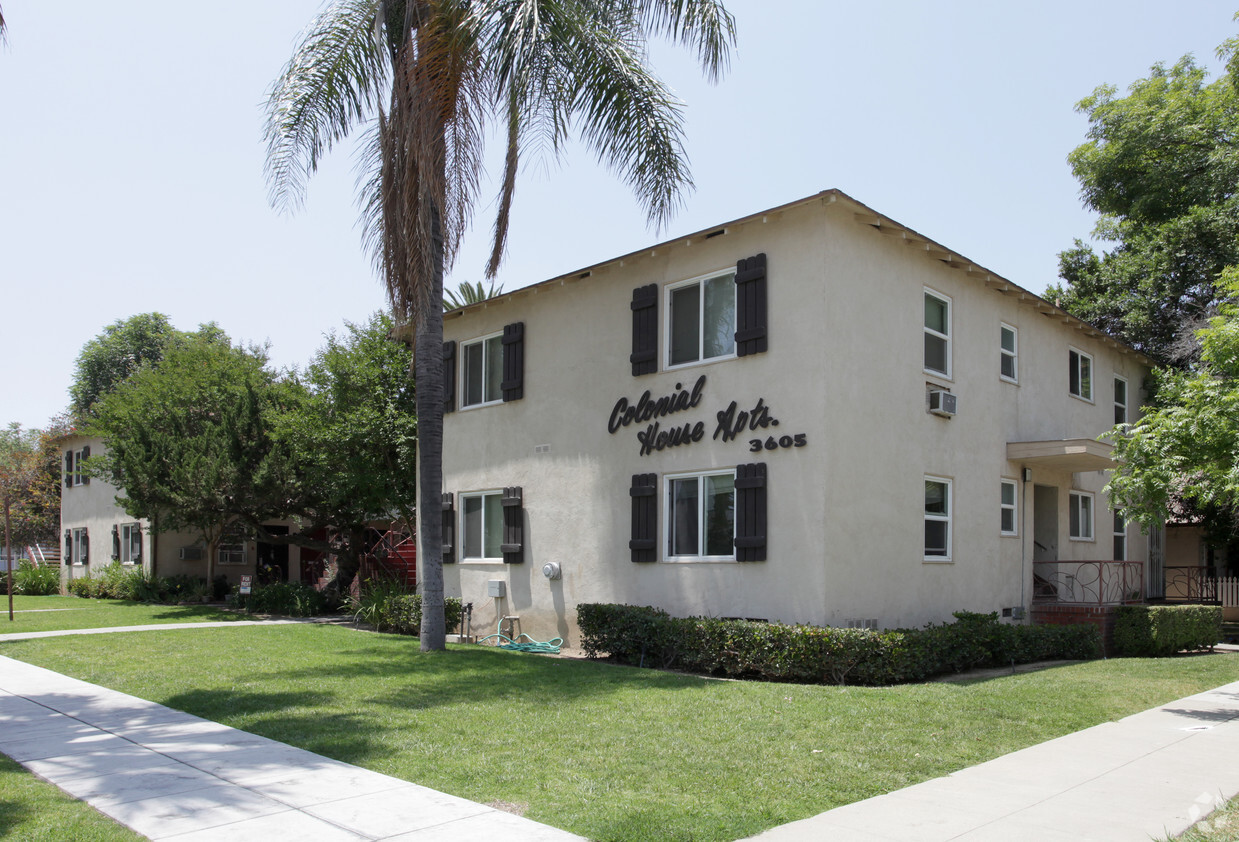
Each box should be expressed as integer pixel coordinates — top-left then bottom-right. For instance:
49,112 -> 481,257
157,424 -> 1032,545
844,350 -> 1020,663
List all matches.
478,622 -> 563,654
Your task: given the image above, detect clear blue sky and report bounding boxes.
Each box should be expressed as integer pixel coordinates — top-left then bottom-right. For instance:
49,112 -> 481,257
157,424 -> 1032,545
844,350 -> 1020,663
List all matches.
1,2 -> 1233,431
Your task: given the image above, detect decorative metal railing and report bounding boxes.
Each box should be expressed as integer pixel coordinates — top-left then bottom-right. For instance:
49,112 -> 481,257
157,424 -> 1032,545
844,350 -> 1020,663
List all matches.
1162,566 -> 1221,604
1031,560 -> 1145,606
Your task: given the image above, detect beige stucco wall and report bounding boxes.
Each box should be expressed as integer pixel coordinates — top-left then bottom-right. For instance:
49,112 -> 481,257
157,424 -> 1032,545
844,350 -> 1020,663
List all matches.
441,193 -> 1150,645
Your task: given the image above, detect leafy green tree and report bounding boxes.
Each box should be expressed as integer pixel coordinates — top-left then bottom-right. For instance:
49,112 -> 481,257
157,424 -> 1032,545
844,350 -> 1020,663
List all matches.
1049,42 -> 1239,365
265,0 -> 734,650
273,312 -> 418,597
1107,271 -> 1239,535
443,279 -> 502,311
2,420 -> 67,618
70,313 -> 208,420
90,334 -> 291,582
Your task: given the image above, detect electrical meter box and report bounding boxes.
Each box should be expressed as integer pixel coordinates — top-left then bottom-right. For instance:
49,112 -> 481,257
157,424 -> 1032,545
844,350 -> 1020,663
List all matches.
487,580 -> 506,598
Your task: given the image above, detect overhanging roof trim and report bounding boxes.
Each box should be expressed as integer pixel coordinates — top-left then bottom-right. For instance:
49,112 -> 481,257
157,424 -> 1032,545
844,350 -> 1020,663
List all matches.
1006,438 -> 1116,472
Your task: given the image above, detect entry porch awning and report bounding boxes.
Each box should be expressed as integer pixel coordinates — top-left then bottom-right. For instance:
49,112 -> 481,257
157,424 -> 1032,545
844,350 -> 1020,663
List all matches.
1006,438 -> 1115,472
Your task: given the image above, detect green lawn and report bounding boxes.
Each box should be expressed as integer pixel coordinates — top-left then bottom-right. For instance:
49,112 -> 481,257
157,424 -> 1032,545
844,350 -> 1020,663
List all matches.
2,623 -> 1237,842
0,595 -> 247,633
0,754 -> 143,841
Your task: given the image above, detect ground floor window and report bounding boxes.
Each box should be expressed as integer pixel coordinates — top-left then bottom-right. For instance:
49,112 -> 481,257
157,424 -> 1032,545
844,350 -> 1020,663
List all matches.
1000,479 -> 1017,536
925,476 -> 951,561
665,470 -> 735,561
1069,491 -> 1094,541
462,490 -> 504,561
66,527 -> 89,565
120,523 -> 142,564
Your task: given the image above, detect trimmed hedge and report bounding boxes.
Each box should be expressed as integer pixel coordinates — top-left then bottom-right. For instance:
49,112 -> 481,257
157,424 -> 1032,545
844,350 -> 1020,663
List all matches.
1113,605 -> 1222,657
577,604 -> 1102,686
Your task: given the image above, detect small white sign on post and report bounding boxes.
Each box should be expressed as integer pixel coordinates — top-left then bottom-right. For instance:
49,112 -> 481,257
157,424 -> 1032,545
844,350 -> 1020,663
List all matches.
240,575 -> 252,595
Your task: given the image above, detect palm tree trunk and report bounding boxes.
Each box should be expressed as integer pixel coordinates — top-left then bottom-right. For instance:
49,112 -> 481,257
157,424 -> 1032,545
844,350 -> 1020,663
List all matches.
417,203 -> 447,651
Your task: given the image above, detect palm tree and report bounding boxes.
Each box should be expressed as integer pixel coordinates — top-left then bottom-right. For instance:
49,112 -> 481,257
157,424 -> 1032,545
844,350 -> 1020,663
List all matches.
443,279 -> 502,311
265,0 -> 734,650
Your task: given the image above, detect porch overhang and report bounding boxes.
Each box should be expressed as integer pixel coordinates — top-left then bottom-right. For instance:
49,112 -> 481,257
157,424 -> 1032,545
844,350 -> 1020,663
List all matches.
1006,438 -> 1116,472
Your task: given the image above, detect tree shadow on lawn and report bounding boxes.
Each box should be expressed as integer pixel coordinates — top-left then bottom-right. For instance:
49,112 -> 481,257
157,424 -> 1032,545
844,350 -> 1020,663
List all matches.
158,687 -> 394,766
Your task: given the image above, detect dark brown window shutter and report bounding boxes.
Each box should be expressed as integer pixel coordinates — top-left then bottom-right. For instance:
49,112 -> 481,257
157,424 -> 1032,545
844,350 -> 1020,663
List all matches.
82,527 -> 90,564
64,451 -> 73,488
501,322 -> 524,402
501,486 -> 523,563
443,341 -> 457,413
630,284 -> 658,376
80,445 -> 90,485
734,253 -> 768,357
135,528 -> 143,562
734,463 -> 767,561
112,525 -> 121,561
441,493 -> 455,563
64,529 -> 72,559
629,473 -> 657,562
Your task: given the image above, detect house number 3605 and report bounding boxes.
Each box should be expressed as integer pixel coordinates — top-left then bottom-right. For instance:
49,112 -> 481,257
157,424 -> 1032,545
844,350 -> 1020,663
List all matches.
749,434 -> 807,452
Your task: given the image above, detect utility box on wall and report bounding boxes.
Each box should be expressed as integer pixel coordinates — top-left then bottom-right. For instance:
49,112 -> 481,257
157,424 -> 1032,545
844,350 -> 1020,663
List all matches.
487,580 -> 506,598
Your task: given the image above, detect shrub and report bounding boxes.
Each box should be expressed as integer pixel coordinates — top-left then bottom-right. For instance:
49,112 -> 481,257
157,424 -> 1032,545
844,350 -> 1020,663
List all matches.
577,604 -> 1102,686
349,579 -> 463,636
235,581 -> 329,617
13,560 -> 60,595
1113,605 -> 1222,657
66,576 -> 99,598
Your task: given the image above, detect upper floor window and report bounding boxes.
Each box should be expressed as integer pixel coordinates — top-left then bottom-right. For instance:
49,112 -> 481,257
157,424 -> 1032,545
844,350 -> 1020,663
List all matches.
924,290 -> 951,377
1000,324 -> 1018,383
64,446 -> 90,488
1114,376 -> 1128,424
1069,349 -> 1093,401
668,271 -> 736,367
462,490 -> 504,562
666,470 -> 735,561
924,476 -> 952,561
1069,490 -> 1094,541
1000,479 -> 1018,536
462,333 -> 503,408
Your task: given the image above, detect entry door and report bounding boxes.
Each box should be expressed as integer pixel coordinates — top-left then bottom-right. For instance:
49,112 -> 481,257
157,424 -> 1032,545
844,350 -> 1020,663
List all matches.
1033,486 -> 1058,600
257,525 -> 290,582
1147,525 -> 1165,599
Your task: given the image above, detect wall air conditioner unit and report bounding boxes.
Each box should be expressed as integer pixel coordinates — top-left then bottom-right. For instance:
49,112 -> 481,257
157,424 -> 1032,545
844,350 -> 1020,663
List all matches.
179,546 -> 204,561
928,390 -> 957,418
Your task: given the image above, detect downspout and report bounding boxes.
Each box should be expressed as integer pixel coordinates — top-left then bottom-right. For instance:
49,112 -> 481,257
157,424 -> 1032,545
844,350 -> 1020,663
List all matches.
1020,466 -> 1030,621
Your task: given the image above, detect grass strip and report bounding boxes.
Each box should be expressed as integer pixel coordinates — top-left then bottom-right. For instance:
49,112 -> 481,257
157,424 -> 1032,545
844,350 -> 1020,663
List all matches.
1,624 -> 1236,841
0,754 -> 143,842
0,596 -> 247,634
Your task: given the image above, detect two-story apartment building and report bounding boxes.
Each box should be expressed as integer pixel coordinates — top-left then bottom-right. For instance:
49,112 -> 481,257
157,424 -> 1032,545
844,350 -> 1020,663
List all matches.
437,190 -> 1153,645
59,433 -> 308,589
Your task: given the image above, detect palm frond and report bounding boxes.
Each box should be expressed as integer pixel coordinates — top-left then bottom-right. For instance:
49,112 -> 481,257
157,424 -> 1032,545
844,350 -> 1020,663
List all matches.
264,0 -> 390,213
443,279 -> 504,310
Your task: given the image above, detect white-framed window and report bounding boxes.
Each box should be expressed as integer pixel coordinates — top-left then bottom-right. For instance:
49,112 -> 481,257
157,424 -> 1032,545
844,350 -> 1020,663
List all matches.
924,289 -> 951,378
218,542 -> 247,565
1000,323 -> 1018,383
462,490 -> 504,561
1069,490 -> 1094,541
120,523 -> 142,565
461,333 -> 503,409
924,476 -> 952,561
667,269 -> 736,368
1069,348 -> 1093,401
1000,479 -> 1018,536
665,469 -> 735,561
68,527 -> 89,565
65,446 -> 90,487
1113,511 -> 1126,560
1114,376 -> 1128,424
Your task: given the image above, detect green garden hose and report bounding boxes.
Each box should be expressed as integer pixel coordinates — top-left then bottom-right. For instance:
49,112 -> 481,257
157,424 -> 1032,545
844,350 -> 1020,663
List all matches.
478,623 -> 563,654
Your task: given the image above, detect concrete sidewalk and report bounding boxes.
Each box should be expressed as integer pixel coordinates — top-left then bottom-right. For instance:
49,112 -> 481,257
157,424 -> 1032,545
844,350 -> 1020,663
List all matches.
0,654 -> 584,841
745,678 -> 1239,842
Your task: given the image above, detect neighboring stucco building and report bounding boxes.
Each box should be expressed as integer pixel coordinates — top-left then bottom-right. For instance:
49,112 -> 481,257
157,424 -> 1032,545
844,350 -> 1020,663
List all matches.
437,190 -> 1154,645
59,433 -> 310,588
